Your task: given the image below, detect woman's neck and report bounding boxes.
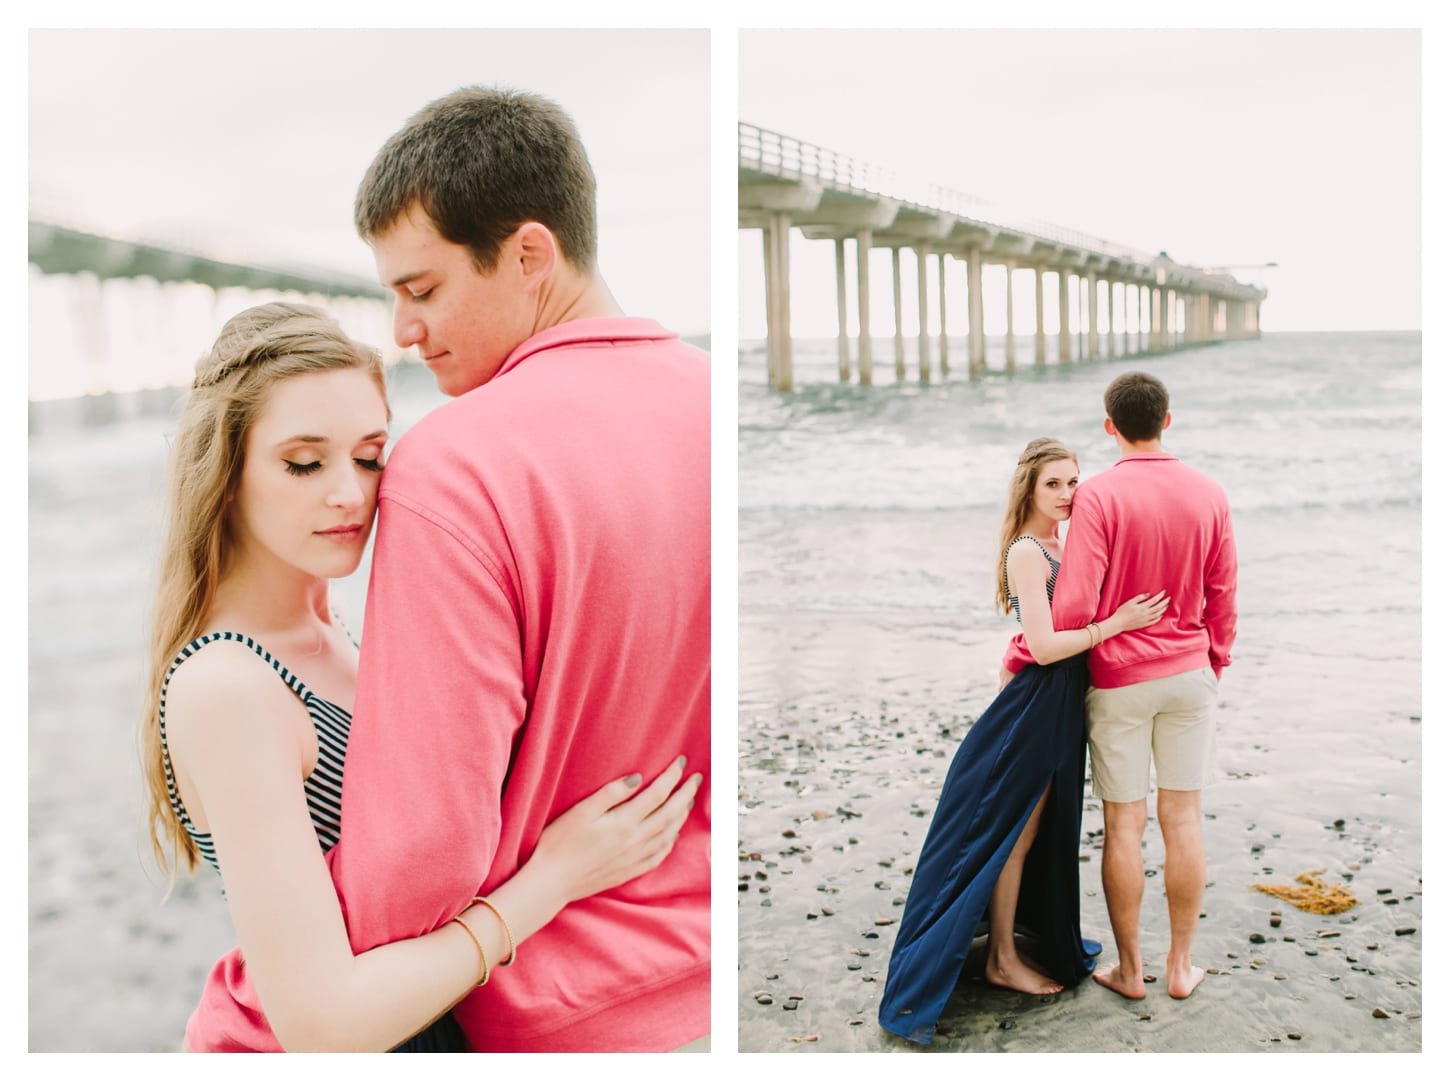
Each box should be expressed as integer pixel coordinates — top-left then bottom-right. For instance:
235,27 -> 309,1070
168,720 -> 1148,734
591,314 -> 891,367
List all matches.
1021,514 -> 1059,543
209,554 -> 331,637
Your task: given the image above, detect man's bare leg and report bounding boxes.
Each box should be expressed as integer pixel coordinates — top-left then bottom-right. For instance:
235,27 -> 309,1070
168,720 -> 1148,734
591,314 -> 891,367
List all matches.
1157,787 -> 1206,998
985,787 -> 1062,994
1094,797 -> 1148,999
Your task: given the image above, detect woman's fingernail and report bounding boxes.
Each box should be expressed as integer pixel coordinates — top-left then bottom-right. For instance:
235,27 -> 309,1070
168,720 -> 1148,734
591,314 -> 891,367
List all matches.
624,773 -> 642,788
674,754 -> 687,769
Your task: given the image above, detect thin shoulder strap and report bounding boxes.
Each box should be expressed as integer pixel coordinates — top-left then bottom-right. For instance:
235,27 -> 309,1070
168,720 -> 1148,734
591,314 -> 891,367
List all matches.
161,631 -> 312,701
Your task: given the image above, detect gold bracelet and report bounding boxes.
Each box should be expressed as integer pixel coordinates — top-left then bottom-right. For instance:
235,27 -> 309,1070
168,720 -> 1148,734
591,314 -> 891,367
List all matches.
473,896 -> 517,966
452,915 -> 490,986
1087,622 -> 1100,648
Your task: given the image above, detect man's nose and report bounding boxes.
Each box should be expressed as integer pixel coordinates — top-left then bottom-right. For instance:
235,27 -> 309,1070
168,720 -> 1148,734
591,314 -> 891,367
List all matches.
394,305 -> 424,350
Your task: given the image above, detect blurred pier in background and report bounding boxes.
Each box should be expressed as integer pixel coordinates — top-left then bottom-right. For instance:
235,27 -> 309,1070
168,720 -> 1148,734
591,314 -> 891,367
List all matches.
27,219 -> 396,429
739,124 -> 1269,392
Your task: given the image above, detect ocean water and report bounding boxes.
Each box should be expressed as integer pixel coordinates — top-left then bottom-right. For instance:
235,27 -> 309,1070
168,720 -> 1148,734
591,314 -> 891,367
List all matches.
740,331 -> 1419,632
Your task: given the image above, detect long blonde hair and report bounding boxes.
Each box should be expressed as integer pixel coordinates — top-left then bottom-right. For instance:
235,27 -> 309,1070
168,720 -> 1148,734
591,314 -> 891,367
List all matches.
993,437 -> 1077,615
140,301 -> 387,880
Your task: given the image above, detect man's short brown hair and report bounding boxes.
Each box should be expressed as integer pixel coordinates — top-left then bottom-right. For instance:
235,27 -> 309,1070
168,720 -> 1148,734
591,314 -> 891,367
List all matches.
1104,371 -> 1169,443
355,86 -> 597,273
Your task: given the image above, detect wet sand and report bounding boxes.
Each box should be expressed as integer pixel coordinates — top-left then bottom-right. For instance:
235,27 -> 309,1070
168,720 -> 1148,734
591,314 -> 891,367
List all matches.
737,607 -> 1422,1053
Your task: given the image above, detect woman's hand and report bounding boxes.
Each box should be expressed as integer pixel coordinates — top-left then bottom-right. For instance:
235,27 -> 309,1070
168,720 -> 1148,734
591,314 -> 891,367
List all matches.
531,757 -> 703,905
1107,590 -> 1170,634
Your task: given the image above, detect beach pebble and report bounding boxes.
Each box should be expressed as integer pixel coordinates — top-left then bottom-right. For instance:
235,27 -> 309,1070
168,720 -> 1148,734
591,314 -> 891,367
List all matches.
1138,1014 -> 1152,1022
1383,897 -> 1399,905
1376,887 -> 1392,895
789,1035 -> 819,1042
1287,1032 -> 1302,1041
782,1000 -> 798,1011
811,810 -> 832,820
782,829 -> 797,838
755,993 -> 774,1005
849,1019 -> 864,1027
874,918 -> 895,926
821,907 -> 834,917
846,963 -> 861,971
1206,968 -> 1220,975
806,913 -> 817,920
1142,974 -> 1156,983
1367,942 -> 1380,950
1408,1013 -> 1421,1021
1304,949 -> 1318,957
1249,933 -> 1266,944
998,1020 -> 1015,1031
1345,994 -> 1357,1000
1317,929 -> 1340,938
1283,935 -> 1295,942
1394,927 -> 1415,936
1273,973 -> 1288,981
1372,1008 -> 1391,1019
1269,917 -> 1281,928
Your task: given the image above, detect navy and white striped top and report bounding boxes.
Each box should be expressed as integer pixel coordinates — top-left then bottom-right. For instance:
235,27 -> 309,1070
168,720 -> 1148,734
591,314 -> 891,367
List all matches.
157,631 -> 351,875
1004,535 -> 1060,623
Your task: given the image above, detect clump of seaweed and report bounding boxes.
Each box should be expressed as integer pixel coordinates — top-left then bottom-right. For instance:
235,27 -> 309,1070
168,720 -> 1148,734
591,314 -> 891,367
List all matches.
1252,868 -> 1358,915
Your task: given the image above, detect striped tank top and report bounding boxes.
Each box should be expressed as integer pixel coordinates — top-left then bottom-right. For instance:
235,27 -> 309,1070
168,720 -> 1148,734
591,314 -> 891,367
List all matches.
1004,535 -> 1060,622
157,631 -> 350,874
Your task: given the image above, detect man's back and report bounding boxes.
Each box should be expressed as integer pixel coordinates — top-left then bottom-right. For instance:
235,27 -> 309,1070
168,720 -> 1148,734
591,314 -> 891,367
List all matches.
332,317 -> 710,1050
1050,452 -> 1237,690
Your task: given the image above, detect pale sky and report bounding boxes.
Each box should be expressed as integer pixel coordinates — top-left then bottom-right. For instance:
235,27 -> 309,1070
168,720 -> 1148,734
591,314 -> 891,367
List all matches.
739,27 -> 1424,335
28,28 -> 710,336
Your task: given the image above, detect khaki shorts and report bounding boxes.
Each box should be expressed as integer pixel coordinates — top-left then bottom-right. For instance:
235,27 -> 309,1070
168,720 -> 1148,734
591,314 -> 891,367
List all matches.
1086,666 -> 1218,802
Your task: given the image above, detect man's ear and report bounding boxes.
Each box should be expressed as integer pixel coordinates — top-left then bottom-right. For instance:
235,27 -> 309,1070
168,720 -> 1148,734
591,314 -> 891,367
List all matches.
1104,417 -> 1117,438
512,222 -> 558,292
1161,410 -> 1172,432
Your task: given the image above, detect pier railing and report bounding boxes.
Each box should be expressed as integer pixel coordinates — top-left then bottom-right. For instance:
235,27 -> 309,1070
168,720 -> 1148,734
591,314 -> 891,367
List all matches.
740,122 -> 1224,285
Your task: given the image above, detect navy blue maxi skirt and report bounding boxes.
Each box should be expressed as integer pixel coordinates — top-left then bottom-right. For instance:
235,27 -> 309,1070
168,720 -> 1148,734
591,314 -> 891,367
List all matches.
878,655 -> 1096,1045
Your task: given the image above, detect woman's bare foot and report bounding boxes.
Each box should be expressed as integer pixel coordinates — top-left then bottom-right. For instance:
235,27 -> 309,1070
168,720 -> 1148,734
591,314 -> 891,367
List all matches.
1166,963 -> 1205,999
986,953 -> 1063,995
1092,961 -> 1147,1000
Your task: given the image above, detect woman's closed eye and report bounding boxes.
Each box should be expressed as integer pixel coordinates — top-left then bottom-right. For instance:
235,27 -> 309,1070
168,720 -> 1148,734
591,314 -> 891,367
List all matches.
284,460 -> 322,476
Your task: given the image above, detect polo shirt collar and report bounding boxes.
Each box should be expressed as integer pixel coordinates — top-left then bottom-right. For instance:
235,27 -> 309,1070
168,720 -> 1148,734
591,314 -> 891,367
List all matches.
495,317 -> 678,380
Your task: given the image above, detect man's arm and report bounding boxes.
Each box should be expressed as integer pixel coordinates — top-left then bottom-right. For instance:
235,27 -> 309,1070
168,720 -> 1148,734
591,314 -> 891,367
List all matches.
328,490 -> 527,950
1051,486 -> 1112,632
1203,502 -> 1239,678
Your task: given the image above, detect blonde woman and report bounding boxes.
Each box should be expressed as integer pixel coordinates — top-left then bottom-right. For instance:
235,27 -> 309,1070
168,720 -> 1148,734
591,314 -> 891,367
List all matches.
878,437 -> 1167,1046
142,302 -> 700,1052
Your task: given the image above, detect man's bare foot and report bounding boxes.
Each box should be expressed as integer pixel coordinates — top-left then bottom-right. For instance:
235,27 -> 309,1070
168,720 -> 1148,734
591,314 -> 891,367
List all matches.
1092,961 -> 1147,1000
986,954 -> 1063,995
1167,963 -> 1205,999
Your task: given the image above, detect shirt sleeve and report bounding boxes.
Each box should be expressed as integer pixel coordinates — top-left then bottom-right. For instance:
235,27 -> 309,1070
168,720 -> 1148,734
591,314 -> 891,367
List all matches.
327,488 -> 527,949
1203,501 -> 1239,676
1050,486 -> 1111,633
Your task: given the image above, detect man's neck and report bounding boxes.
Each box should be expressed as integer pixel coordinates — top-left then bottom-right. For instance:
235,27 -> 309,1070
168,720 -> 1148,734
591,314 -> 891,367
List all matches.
1116,437 -> 1164,457
533,269 -> 624,332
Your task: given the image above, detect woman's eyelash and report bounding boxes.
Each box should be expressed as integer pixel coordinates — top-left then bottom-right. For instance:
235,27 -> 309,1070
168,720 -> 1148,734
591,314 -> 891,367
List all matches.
284,458 -> 384,475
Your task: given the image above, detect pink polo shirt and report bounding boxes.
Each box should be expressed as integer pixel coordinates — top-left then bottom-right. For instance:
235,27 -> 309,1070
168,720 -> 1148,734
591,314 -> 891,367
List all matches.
1003,452 -> 1237,689
186,318 -> 709,1051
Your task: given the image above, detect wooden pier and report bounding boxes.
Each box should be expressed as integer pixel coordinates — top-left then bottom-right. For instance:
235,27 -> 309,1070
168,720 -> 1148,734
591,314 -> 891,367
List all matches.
739,124 -> 1268,392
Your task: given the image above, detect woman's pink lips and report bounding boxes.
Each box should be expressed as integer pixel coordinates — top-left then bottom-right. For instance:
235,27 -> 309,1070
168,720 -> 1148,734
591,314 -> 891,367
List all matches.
317,524 -> 364,542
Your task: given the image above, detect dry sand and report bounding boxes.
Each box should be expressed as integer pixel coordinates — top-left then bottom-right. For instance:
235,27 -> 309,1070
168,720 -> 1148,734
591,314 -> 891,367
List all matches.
737,612 -> 1422,1053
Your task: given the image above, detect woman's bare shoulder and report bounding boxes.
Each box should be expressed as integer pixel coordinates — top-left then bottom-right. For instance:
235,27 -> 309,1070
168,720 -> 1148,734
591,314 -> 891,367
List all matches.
163,638 -> 305,750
